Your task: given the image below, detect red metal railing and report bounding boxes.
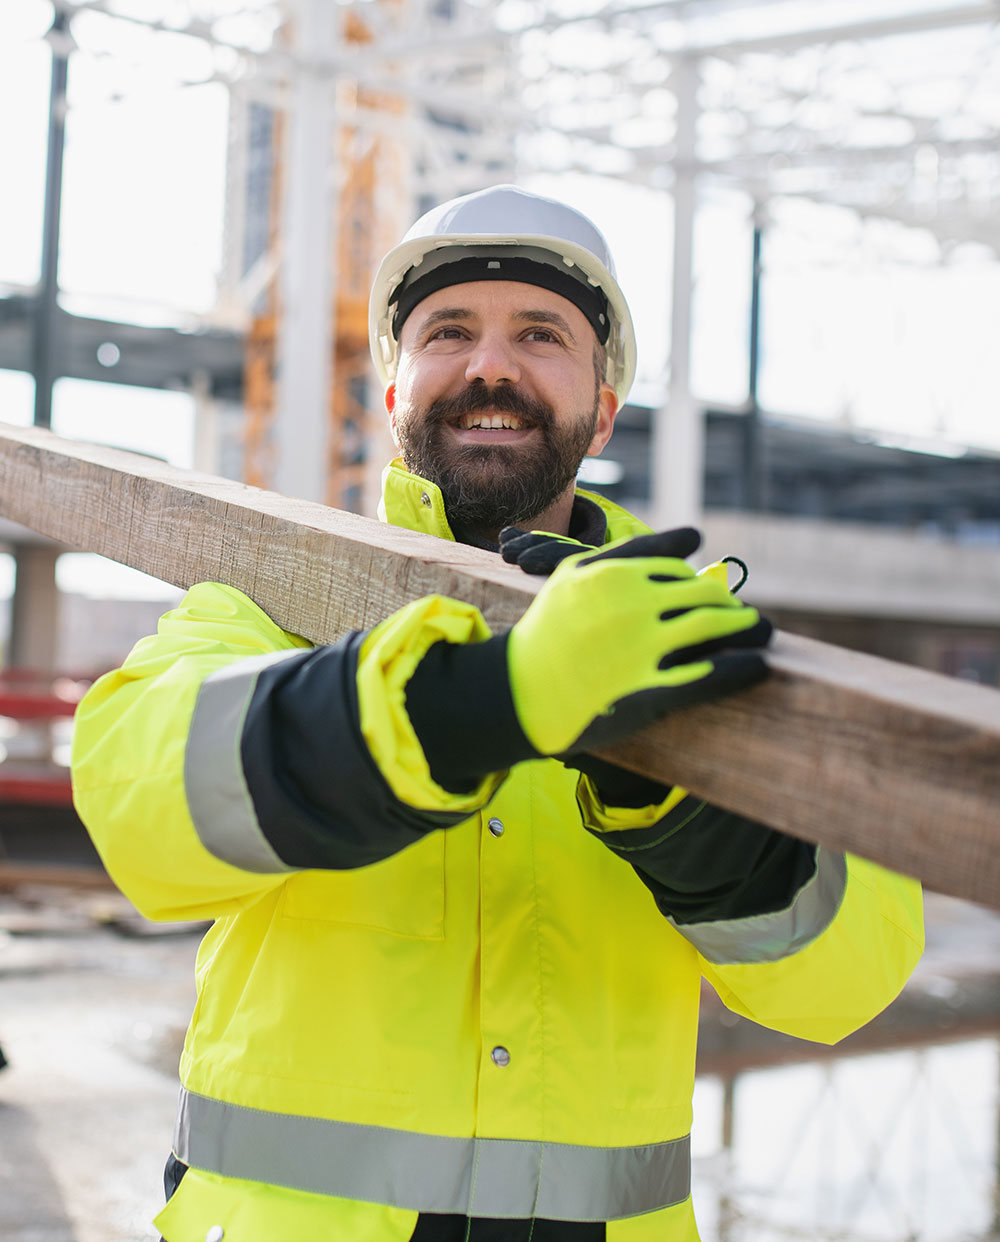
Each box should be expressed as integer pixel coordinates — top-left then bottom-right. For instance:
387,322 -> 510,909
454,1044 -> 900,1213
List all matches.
0,671 -> 90,806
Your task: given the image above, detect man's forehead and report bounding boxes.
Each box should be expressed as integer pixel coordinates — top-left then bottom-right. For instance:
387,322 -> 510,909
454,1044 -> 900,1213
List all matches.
405,280 -> 589,337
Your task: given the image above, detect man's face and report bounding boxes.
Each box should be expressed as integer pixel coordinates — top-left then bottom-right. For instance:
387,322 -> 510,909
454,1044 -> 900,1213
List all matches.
386,281 -> 618,536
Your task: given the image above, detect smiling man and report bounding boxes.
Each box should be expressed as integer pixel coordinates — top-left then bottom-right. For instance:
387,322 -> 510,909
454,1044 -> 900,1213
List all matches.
387,282 -> 616,543
368,187 -> 632,552
72,186 -> 923,1242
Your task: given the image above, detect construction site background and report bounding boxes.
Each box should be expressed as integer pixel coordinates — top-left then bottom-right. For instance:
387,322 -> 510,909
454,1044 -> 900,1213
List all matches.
2,2 -> 1000,1238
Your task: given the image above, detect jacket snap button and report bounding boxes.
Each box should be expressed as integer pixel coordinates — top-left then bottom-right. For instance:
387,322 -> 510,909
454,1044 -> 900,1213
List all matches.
205,1229 -> 225,1242
487,817 -> 505,838
420,492 -> 432,506
491,1045 -> 511,1068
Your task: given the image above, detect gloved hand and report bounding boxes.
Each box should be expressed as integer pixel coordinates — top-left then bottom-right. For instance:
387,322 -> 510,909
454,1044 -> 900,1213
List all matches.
499,527 -> 588,575
506,528 -> 772,755
500,525 -> 748,804
501,526 -> 751,593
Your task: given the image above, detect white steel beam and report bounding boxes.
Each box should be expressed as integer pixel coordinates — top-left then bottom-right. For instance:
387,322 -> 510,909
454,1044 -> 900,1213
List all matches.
695,2 -> 1000,57
704,134 -> 1000,174
652,57 -> 704,529
273,0 -> 336,502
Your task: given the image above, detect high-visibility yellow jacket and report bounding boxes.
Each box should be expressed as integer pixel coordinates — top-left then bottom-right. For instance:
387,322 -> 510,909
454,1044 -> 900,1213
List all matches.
71,460 -> 924,1242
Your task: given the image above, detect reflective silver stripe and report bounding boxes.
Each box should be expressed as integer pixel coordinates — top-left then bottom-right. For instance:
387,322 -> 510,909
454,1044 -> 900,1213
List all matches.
174,1087 -> 690,1221
675,847 -> 848,965
184,650 -> 303,873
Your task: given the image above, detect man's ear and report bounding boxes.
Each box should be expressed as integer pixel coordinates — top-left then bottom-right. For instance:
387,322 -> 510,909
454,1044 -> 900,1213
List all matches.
385,384 -> 399,445
586,384 -> 618,457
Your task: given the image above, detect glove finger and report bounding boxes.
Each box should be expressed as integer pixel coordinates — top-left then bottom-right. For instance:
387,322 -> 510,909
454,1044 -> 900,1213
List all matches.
661,648 -> 771,703
499,527 -> 579,551
568,650 -> 770,745
519,546 -> 578,575
566,652 -> 760,751
570,650 -> 770,752
579,527 -> 702,566
499,528 -> 585,575
656,613 -> 774,668
498,526 -> 535,555
498,527 -> 538,561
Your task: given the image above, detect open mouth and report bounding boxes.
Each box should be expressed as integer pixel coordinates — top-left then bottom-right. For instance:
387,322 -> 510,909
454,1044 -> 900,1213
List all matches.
455,412 -> 530,431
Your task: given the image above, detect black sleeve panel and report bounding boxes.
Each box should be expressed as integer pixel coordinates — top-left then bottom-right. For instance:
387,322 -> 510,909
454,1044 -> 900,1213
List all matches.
241,633 -> 469,870
588,797 -> 818,924
562,753 -> 673,808
404,633 -> 540,793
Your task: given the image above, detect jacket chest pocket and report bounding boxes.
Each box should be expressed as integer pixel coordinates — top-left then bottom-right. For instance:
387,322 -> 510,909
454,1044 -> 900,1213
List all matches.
279,830 -> 445,939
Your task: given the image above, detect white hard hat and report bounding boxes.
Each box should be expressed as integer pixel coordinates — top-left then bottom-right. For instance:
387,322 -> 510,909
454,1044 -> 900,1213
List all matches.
369,184 -> 637,404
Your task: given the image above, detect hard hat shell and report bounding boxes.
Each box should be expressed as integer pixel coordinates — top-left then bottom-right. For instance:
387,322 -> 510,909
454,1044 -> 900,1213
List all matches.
369,185 -> 637,405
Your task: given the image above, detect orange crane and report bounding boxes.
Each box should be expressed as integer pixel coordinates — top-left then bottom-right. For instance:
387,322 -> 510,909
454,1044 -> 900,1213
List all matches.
243,6 -> 407,514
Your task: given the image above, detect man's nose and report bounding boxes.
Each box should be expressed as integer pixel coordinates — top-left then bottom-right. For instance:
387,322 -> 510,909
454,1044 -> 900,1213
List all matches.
464,334 -> 521,387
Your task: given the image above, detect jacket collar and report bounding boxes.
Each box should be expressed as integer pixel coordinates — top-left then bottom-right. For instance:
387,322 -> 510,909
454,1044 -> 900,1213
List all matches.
378,457 -> 648,547
378,458 -> 456,541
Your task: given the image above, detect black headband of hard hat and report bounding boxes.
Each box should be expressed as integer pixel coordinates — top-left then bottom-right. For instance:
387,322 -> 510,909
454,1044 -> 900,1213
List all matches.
390,255 -> 611,346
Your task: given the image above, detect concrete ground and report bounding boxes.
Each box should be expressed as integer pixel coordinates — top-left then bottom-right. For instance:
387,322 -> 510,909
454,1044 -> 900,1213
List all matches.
0,888 -> 199,1242
1,884 -> 998,1242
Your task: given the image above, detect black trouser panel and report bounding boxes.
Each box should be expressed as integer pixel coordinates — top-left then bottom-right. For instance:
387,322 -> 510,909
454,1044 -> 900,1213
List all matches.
410,1213 -> 606,1241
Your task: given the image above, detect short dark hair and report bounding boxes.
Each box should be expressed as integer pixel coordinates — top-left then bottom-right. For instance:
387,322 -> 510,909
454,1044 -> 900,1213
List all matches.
593,342 -> 608,390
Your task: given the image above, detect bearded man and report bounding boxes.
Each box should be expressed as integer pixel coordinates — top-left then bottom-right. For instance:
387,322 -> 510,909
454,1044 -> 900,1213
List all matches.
72,185 -> 923,1242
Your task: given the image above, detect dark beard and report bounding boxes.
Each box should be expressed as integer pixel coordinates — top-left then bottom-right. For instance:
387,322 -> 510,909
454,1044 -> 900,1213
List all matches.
395,384 -> 599,540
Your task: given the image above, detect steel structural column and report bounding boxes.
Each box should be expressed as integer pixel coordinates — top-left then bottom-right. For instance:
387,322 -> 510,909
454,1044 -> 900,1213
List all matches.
273,0 -> 337,503
32,9 -> 69,432
8,546 -> 61,674
743,208 -> 765,512
652,55 -> 702,527
10,10 -> 70,674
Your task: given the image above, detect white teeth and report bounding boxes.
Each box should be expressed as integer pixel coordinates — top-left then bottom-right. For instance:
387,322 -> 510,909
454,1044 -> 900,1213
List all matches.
458,413 -> 524,430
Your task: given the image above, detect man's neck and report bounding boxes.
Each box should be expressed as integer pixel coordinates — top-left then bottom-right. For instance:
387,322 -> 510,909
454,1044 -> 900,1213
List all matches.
454,489 -> 576,548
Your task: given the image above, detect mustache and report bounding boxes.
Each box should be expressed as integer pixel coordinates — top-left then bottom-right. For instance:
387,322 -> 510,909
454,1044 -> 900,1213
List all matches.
423,385 -> 555,430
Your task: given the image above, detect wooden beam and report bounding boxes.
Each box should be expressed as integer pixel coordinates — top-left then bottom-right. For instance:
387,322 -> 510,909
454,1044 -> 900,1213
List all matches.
600,641 -> 1000,906
1,421 -> 999,908
0,862 -> 114,891
0,422 -> 533,636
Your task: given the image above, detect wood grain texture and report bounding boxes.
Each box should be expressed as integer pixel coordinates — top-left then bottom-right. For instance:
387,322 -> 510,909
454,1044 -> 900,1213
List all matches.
2,422 -> 999,907
0,422 -> 538,636
600,632 -> 1000,905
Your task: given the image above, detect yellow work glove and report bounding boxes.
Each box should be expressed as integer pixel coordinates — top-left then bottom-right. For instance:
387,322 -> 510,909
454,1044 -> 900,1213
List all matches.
506,528 -> 772,755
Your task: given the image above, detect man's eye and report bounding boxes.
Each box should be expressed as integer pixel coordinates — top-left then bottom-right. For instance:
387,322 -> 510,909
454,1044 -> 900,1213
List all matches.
525,329 -> 556,343
430,327 -> 464,340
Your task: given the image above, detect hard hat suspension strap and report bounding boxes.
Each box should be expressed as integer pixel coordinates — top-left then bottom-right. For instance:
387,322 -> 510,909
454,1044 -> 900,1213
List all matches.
391,254 -> 611,345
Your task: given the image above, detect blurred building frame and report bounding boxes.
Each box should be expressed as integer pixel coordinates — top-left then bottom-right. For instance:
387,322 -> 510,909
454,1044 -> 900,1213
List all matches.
1,10 -> 999,1233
